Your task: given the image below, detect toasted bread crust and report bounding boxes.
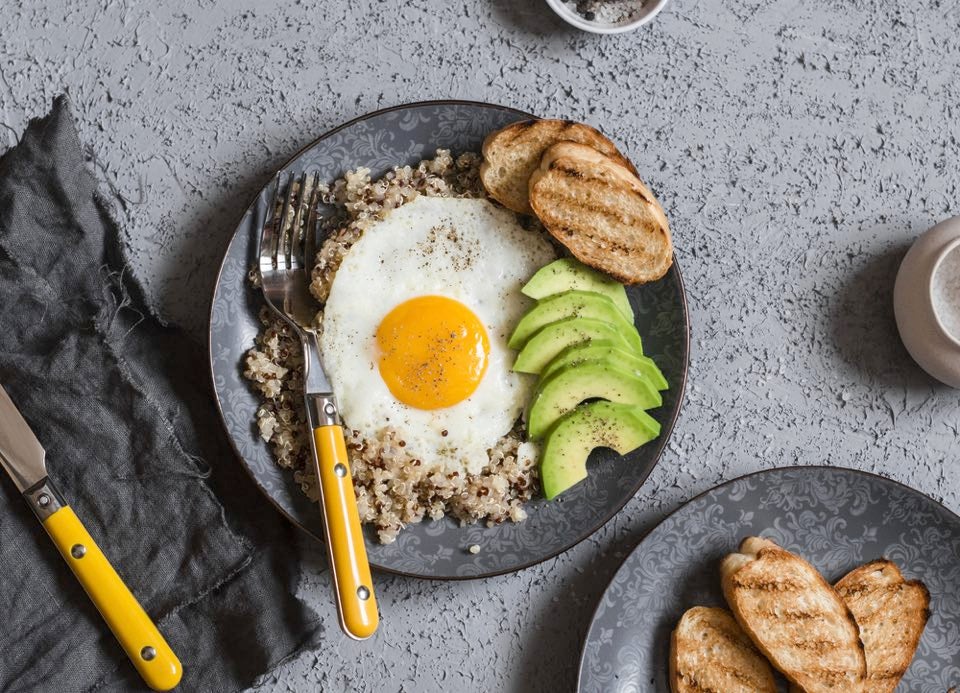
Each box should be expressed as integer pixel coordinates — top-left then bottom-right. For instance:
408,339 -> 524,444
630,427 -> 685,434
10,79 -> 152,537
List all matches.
479,119 -> 636,214
721,537 -> 867,693
834,559 -> 930,693
670,606 -> 776,693
528,142 -> 672,284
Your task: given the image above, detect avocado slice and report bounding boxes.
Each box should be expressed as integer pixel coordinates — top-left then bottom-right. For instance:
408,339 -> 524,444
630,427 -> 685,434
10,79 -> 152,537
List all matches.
540,401 -> 661,500
526,360 -> 662,439
508,290 -> 642,351
541,340 -> 668,391
521,258 -> 633,321
513,317 -> 640,374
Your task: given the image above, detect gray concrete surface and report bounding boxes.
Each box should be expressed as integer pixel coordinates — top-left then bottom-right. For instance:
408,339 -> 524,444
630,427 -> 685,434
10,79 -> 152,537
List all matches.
3,0 -> 959,691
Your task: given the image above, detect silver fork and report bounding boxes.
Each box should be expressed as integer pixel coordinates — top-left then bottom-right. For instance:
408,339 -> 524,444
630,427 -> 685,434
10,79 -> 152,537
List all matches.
258,171 -> 378,641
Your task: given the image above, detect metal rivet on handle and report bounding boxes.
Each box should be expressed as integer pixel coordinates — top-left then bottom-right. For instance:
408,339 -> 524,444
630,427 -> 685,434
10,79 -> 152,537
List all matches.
37,494 -> 50,507
70,544 -> 86,559
357,585 -> 370,600
141,646 -> 156,661
323,403 -> 336,416
334,463 -> 347,478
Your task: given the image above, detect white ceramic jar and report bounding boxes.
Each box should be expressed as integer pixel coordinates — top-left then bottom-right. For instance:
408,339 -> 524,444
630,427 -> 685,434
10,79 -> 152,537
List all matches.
894,216 -> 960,388
544,0 -> 670,34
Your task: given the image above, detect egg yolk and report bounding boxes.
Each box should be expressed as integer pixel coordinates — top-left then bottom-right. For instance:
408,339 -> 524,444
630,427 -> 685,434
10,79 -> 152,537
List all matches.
376,296 -> 490,410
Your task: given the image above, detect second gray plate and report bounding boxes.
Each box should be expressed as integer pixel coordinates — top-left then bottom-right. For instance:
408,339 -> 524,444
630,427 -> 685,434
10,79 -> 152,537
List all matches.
578,466 -> 960,691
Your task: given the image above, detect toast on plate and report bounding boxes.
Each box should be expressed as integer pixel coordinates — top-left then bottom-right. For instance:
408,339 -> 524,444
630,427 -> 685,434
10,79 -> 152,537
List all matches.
669,606 -> 776,693
528,142 -> 672,284
479,118 -> 636,214
834,559 -> 930,693
720,537 -> 866,692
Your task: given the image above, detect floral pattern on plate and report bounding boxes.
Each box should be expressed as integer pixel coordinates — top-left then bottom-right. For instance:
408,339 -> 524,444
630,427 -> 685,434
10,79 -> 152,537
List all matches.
577,466 -> 960,692
209,101 -> 690,579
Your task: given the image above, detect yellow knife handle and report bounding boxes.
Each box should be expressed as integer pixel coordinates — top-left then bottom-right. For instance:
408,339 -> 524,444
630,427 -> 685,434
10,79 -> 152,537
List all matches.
43,505 -> 183,690
311,423 -> 378,640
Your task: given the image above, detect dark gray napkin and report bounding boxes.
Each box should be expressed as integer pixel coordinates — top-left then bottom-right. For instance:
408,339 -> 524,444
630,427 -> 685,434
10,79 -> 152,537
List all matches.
0,97 -> 321,692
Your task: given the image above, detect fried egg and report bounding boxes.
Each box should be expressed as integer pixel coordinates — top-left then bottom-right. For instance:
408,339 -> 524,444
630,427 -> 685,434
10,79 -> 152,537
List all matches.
320,196 -> 556,473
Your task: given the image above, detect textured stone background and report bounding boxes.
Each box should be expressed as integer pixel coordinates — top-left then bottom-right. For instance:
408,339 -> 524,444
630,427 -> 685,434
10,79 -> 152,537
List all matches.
3,0 -> 959,691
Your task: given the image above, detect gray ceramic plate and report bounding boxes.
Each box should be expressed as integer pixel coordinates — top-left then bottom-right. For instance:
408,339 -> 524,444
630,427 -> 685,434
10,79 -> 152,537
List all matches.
209,101 -> 689,579
578,466 -> 960,691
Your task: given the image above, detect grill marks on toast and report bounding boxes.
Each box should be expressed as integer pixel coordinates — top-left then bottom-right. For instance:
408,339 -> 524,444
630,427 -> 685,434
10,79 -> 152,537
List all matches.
529,143 -> 673,284
730,576 -> 806,592
479,119 -> 635,214
670,607 -> 776,693
721,537 -> 867,693
551,160 -> 652,204
675,548 -> 928,692
835,559 -> 930,693
479,119 -> 672,284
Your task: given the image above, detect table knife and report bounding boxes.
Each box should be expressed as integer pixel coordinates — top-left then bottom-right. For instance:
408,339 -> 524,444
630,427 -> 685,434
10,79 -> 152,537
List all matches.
0,385 -> 182,691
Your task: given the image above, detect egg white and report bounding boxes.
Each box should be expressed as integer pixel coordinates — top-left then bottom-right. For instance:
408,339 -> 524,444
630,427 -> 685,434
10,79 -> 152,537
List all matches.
319,196 -> 556,474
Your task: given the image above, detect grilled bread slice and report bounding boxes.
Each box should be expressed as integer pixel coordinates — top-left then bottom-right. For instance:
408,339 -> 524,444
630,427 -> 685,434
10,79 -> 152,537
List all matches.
528,142 -> 672,284
670,606 -> 776,693
721,537 -> 866,692
479,119 -> 636,214
834,559 -> 930,692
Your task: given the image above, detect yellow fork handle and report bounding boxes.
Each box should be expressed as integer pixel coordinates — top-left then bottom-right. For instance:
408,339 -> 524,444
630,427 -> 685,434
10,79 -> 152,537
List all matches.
43,506 -> 182,691
312,424 -> 378,640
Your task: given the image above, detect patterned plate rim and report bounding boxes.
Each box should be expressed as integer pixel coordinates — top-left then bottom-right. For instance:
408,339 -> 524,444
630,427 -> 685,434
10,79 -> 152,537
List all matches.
207,99 -> 691,580
575,463 -> 960,688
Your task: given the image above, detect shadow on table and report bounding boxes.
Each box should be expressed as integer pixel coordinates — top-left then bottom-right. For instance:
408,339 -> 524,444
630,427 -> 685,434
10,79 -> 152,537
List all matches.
489,0 -> 571,35
828,236 -> 937,390
147,153 -> 291,340
507,527 -> 650,693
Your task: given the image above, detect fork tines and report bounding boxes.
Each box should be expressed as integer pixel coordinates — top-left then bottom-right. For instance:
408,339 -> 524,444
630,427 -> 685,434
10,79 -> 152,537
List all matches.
269,170 -> 322,272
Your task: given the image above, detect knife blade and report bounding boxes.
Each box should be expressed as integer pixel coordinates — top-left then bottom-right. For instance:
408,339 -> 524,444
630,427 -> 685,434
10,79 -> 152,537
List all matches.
0,384 -> 182,691
0,386 -> 47,492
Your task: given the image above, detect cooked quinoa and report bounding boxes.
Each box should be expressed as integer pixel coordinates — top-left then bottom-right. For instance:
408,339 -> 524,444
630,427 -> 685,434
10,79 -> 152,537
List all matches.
243,150 -> 540,544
